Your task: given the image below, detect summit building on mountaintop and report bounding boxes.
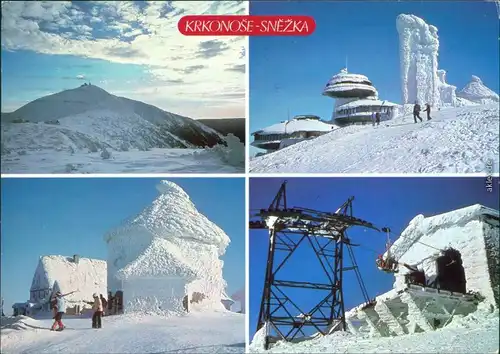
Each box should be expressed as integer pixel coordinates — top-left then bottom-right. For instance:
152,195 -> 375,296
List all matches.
104,180 -> 231,315
251,115 -> 335,153
322,68 -> 399,126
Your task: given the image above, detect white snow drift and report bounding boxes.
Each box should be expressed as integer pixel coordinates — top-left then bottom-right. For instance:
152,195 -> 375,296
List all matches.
104,180 -> 231,315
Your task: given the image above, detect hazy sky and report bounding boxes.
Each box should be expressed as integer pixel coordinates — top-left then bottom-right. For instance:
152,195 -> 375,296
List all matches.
1,1 -> 246,119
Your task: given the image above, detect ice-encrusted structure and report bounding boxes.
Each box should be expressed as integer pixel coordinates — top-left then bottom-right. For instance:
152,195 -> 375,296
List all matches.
437,70 -> 457,106
457,75 -> 500,104
30,255 -> 107,311
104,180 -> 231,315
385,204 -> 499,308
397,14 -> 459,107
397,14 -> 440,106
340,204 -> 499,339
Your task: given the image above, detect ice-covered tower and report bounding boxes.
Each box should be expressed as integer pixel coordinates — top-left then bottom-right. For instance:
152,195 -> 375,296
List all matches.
396,14 -> 442,106
322,68 -> 378,121
104,180 -> 231,314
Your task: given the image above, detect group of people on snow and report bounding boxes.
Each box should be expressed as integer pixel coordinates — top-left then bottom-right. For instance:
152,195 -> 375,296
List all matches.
50,292 -> 107,331
413,101 -> 432,123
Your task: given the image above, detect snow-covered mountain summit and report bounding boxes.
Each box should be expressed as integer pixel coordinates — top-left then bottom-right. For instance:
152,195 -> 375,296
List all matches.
2,84 -> 223,152
457,75 -> 500,104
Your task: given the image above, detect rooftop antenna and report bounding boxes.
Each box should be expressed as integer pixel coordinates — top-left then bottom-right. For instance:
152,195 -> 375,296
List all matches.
345,55 -> 348,72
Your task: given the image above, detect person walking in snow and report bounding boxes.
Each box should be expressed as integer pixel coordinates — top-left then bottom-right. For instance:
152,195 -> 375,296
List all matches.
413,101 -> 423,123
375,112 -> 381,126
371,112 -> 376,126
88,293 -> 103,329
51,292 -> 66,331
424,103 -> 432,121
100,294 -> 108,316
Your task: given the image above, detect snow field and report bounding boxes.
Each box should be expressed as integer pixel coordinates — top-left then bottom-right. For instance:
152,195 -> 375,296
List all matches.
250,104 -> 499,173
1,311 -> 245,353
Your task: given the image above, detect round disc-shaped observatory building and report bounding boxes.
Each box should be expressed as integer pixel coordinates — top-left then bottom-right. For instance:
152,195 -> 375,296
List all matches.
322,68 -> 378,99
323,68 -> 398,126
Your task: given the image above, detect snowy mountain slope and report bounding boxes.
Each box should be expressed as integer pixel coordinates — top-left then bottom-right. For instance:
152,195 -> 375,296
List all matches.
2,84 -> 223,148
1,122 -> 112,154
58,109 -> 191,150
250,104 -> 499,173
1,311 -> 245,353
457,76 -> 500,104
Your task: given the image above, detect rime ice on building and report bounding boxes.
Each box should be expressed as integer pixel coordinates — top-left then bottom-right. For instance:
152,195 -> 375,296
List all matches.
322,68 -> 398,126
344,204 -> 499,337
104,180 -> 231,315
251,115 -> 335,153
29,255 -> 107,314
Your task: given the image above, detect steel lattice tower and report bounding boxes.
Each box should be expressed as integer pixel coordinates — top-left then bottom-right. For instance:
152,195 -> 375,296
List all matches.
249,181 -> 379,349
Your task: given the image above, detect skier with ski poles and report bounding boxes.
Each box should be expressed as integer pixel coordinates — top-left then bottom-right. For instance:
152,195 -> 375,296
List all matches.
51,292 -> 67,331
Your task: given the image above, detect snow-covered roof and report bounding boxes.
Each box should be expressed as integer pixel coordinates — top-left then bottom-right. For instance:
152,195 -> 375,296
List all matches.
106,180 -> 230,255
323,68 -> 377,97
385,204 -> 499,262
30,255 -> 107,303
253,118 -> 335,135
457,75 -> 499,102
337,99 -> 399,110
116,238 -> 198,281
327,68 -> 371,85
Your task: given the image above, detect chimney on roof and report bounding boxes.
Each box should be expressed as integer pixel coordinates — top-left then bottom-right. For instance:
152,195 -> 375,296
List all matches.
73,254 -> 80,264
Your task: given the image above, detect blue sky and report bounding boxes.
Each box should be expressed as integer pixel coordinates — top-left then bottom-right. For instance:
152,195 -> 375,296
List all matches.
249,177 -> 500,337
1,1 -> 245,119
1,177 -> 245,313
249,1 -> 499,154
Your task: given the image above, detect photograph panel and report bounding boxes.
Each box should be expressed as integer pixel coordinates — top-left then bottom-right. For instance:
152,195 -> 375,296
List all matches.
248,177 -> 499,352
1,1 -> 246,174
248,1 -> 499,173
1,177 -> 245,352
